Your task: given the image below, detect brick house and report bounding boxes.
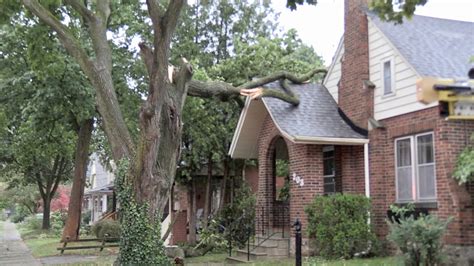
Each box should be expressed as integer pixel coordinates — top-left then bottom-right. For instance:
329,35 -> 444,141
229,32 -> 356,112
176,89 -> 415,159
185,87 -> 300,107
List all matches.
229,0 -> 473,259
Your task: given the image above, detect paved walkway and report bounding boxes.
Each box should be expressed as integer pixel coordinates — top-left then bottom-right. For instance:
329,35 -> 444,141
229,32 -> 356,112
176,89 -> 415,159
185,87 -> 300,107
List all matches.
0,221 -> 41,265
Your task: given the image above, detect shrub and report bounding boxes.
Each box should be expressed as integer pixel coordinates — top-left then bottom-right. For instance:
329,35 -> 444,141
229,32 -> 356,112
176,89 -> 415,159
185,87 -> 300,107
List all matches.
10,206 -> 30,223
81,210 -> 91,225
23,215 -> 42,230
51,211 -> 67,235
387,204 -> 452,266
218,183 -> 255,249
304,193 -> 376,259
91,219 -> 121,239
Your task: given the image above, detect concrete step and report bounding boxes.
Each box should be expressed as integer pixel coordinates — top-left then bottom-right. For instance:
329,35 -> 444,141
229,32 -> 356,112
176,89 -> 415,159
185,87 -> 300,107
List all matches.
248,245 -> 289,256
226,256 -> 253,264
255,236 -> 290,249
235,249 -> 268,261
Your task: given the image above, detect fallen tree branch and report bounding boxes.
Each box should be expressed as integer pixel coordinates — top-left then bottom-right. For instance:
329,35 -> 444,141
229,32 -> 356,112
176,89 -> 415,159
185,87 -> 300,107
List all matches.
188,68 -> 327,106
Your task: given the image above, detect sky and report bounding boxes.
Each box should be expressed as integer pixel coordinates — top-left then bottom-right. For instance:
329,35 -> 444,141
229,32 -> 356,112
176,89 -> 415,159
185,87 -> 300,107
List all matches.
273,0 -> 474,66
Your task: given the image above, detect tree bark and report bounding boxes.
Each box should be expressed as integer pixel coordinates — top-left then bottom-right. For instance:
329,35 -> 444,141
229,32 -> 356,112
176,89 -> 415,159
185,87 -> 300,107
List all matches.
203,154 -> 212,229
42,195 -> 51,230
62,119 -> 94,241
187,180 -> 197,245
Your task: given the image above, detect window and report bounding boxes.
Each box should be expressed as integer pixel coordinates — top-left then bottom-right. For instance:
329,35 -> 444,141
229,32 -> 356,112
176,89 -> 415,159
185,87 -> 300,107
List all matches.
382,59 -> 394,95
395,132 -> 436,202
323,146 -> 335,194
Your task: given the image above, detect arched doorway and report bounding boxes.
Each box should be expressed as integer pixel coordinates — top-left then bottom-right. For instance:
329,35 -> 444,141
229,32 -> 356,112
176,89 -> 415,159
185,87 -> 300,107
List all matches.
257,136 -> 291,237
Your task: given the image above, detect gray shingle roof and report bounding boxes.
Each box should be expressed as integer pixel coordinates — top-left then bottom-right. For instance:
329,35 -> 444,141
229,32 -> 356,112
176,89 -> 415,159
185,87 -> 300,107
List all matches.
367,12 -> 474,78
262,82 -> 367,140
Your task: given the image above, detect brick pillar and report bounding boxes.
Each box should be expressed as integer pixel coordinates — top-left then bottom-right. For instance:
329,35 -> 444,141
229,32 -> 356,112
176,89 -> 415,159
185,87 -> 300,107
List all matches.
340,0 -> 372,129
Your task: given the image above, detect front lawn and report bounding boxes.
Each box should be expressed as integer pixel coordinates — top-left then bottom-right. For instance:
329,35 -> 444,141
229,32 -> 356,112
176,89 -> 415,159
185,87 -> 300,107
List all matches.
18,224 -> 118,258
183,252 -> 402,266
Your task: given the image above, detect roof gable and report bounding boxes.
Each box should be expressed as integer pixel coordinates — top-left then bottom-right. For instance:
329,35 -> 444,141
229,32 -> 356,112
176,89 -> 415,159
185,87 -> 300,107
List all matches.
229,83 -> 368,159
367,12 -> 474,78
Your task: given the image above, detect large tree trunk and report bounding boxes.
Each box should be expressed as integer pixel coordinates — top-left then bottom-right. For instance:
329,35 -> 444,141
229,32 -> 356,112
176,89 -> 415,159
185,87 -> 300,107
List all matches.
203,154 -> 212,228
42,196 -> 51,230
187,180 -> 197,245
62,119 -> 93,241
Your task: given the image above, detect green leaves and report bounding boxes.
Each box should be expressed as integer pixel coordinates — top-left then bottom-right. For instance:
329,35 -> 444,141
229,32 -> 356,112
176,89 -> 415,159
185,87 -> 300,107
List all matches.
305,194 -> 375,259
387,205 -> 452,265
370,0 -> 428,24
453,134 -> 474,184
115,159 -> 170,265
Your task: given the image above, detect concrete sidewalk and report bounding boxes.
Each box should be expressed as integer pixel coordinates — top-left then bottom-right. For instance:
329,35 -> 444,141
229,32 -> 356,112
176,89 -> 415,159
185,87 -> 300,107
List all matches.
0,221 -> 41,266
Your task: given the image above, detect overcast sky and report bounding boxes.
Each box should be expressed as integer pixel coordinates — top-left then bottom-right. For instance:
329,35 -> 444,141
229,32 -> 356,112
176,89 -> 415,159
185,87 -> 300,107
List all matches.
274,0 -> 474,66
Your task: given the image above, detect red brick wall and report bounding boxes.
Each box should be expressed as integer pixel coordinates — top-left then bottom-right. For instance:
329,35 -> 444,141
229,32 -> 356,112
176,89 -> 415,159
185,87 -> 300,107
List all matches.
256,115 -> 366,233
369,107 -> 474,245
244,165 -> 259,194
340,0 -> 373,129
171,210 -> 188,245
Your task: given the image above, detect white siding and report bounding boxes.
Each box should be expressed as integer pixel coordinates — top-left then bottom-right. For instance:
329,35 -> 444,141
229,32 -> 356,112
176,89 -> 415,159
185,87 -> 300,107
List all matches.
368,19 -> 437,120
323,38 -> 343,103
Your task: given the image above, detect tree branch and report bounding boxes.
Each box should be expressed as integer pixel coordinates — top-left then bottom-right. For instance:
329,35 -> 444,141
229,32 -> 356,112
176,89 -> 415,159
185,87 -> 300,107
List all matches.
21,0 -> 94,74
188,68 -> 327,105
139,42 -> 155,78
162,0 -> 185,45
64,0 -> 95,23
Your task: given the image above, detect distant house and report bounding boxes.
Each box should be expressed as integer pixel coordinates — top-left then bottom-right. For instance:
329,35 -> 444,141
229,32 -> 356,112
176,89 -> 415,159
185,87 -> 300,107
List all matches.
83,153 -> 116,224
229,0 -> 473,261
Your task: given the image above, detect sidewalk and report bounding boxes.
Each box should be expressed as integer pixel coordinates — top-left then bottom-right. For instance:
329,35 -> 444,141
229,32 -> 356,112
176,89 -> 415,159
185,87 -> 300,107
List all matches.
0,221 -> 41,265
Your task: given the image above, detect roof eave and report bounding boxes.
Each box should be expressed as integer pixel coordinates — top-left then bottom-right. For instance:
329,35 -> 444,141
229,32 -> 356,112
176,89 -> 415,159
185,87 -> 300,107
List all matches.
292,135 -> 369,145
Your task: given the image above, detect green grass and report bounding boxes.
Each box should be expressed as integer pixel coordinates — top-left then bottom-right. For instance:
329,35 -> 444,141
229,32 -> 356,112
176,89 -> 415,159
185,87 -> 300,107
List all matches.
184,252 -> 402,266
18,224 -> 118,258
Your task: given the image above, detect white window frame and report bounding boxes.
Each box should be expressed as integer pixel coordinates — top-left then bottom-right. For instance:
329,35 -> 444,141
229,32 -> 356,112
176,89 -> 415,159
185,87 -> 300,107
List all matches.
323,145 -> 336,195
381,57 -> 395,97
395,132 -> 437,203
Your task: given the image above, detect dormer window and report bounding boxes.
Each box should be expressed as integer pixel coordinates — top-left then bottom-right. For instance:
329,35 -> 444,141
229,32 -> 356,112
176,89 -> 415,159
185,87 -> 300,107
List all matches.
382,58 -> 395,95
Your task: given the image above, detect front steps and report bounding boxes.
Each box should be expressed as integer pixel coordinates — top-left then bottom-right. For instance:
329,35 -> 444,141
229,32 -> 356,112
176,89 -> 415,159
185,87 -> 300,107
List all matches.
226,235 -> 290,263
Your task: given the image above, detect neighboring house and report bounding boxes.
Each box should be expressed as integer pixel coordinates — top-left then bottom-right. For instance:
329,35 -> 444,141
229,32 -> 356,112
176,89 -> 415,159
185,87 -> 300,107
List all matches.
83,153 -> 116,224
229,0 -> 473,260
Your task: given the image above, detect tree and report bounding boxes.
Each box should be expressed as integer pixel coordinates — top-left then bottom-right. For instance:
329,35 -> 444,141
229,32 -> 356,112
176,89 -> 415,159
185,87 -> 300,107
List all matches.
0,18 -> 93,230
2,1 -> 325,262
370,0 -> 428,24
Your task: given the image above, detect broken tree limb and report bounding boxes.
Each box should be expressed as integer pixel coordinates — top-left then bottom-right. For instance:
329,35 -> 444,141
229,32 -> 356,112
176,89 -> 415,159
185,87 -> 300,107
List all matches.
187,68 -> 327,106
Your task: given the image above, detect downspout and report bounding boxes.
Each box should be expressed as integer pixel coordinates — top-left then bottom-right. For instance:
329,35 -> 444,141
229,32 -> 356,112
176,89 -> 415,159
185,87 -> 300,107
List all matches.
364,143 -> 370,198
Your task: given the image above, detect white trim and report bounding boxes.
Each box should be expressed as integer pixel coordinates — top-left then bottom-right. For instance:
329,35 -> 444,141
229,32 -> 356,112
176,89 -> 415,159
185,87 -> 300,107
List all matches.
394,132 -> 437,203
228,97 -> 252,156
364,143 -> 370,198
292,136 -> 369,145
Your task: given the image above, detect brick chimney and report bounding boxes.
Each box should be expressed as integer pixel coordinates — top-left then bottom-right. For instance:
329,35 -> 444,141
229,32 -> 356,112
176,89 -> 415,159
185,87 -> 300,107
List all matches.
339,0 -> 373,130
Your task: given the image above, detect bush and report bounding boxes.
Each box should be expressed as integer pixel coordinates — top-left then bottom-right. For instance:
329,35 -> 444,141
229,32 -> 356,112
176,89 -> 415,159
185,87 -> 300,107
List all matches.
387,204 -> 452,266
23,215 -> 42,230
218,183 -> 255,249
10,206 -> 30,223
305,193 -> 376,259
91,219 -> 121,239
82,210 -> 91,225
51,211 -> 67,235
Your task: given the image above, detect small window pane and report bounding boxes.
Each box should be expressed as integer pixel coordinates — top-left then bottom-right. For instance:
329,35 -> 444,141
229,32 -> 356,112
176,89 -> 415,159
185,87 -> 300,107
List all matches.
383,61 -> 392,94
397,167 -> 413,201
417,134 -> 434,164
324,177 -> 335,194
397,139 -> 411,167
418,164 -> 436,199
323,158 -> 335,176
